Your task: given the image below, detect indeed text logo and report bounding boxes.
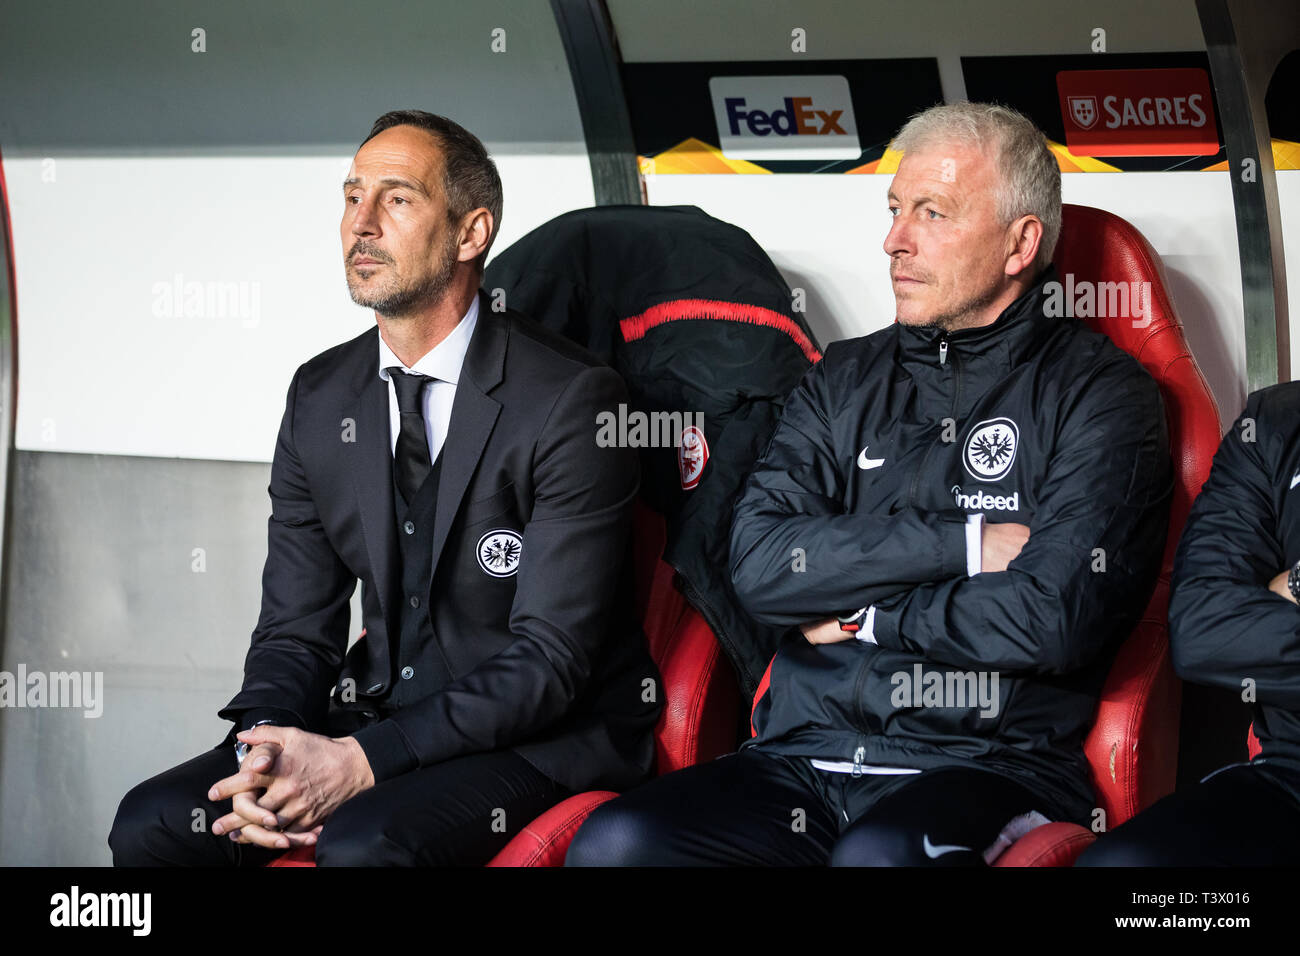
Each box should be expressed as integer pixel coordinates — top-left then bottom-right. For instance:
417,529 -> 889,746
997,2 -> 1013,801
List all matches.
952,484 -> 1020,512
710,75 -> 860,161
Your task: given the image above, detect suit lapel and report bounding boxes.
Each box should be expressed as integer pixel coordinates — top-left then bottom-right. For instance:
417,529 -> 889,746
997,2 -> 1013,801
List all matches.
429,290 -> 506,579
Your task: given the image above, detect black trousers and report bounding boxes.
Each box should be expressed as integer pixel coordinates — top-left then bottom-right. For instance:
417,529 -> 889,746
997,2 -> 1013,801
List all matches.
1076,760 -> 1300,866
109,742 -> 569,866
565,747 -> 1051,866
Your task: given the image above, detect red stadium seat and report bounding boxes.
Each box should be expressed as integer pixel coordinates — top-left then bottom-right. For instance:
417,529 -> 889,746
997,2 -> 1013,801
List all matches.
268,499 -> 742,867
1011,203 -> 1222,865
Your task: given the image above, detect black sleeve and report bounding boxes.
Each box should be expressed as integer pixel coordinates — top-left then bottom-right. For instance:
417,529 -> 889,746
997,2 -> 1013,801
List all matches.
218,366 -> 355,733
729,351 -> 970,628
1169,391 -> 1300,706
870,359 -> 1172,676
237,707 -> 303,732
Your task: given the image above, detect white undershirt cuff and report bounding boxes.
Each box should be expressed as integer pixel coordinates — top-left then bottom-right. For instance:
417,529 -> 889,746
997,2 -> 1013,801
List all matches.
965,513 -> 984,577
855,605 -> 877,644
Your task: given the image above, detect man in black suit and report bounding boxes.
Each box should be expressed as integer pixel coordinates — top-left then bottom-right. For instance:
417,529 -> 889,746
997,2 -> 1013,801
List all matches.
109,111 -> 660,866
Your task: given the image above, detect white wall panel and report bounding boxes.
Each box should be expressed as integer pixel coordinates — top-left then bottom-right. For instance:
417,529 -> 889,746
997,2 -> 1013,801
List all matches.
5,153 -> 592,461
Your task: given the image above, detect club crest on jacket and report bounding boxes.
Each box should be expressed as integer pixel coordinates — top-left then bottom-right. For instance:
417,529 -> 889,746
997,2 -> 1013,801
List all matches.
477,529 -> 523,577
678,425 -> 710,490
963,418 -> 1019,482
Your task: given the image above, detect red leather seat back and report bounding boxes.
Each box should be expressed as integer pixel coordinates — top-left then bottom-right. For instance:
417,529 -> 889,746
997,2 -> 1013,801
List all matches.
1055,204 -> 1223,570
633,500 -> 740,775
1055,203 -> 1222,826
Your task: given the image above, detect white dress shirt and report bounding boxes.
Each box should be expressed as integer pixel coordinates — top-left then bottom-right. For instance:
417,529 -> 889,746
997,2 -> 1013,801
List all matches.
377,294 -> 480,462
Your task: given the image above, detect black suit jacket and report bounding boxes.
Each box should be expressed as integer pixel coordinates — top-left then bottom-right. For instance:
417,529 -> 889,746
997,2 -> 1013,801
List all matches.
220,290 -> 661,793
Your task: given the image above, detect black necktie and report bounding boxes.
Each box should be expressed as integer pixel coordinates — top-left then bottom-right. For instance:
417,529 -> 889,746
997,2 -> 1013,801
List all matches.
387,367 -> 434,506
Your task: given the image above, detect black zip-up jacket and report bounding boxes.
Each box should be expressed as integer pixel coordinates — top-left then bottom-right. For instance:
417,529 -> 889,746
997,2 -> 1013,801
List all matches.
1169,381 -> 1300,781
731,267 -> 1173,823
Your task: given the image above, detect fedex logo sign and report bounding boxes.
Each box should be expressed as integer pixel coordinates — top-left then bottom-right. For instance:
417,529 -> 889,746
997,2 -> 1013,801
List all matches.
723,97 -> 845,136
709,75 -> 861,160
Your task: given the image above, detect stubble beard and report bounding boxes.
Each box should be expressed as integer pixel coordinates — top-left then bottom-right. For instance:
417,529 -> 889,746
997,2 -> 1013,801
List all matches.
900,274 -> 1005,333
347,236 -> 460,320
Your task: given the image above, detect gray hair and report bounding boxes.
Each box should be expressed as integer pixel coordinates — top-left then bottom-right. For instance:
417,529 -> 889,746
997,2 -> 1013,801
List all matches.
891,102 -> 1061,271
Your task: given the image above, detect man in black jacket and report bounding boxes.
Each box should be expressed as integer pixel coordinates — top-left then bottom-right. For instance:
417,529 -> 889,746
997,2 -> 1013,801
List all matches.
109,111 -> 659,866
567,102 -> 1171,866
1079,382 -> 1300,866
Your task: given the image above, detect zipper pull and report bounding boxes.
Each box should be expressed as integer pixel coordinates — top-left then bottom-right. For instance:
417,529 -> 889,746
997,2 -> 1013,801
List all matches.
851,744 -> 866,777
938,340 -> 948,366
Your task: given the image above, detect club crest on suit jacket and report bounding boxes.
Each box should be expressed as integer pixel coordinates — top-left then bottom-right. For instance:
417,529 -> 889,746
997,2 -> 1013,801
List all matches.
477,528 -> 522,577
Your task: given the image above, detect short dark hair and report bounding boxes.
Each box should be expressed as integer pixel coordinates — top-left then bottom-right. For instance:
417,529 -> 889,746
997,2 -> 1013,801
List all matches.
361,110 -> 504,271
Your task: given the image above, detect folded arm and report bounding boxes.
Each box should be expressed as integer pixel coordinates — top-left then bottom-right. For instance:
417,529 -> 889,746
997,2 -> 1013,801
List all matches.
729,354 -> 971,627
1169,394 -> 1300,706
870,365 -> 1172,676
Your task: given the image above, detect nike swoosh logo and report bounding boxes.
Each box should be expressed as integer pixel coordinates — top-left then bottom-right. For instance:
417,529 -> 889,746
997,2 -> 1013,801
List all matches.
1291,471 -> 1300,490
857,446 -> 885,470
922,834 -> 971,859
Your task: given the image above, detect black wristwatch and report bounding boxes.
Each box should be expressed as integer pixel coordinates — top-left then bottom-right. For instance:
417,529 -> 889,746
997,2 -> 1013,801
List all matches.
838,607 -> 869,634
1288,559 -> 1300,601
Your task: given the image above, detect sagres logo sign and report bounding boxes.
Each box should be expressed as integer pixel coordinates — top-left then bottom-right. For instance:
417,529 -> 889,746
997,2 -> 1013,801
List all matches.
1056,68 -> 1218,156
709,75 -> 860,160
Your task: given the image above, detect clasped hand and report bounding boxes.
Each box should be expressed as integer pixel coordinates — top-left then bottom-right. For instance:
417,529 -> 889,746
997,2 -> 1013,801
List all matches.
207,726 -> 375,850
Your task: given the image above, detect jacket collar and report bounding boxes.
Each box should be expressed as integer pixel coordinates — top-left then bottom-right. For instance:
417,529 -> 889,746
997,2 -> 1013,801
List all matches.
347,288 -> 503,400
460,288 -> 507,394
896,265 -> 1060,375
377,292 -> 479,386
